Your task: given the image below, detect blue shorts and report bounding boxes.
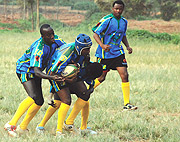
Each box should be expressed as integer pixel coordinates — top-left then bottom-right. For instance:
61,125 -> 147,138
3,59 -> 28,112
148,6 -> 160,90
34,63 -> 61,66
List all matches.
16,73 -> 35,83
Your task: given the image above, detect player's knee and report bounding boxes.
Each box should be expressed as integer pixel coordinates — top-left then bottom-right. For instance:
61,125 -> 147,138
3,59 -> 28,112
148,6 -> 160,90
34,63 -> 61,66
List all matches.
61,98 -> 71,105
121,73 -> 129,82
34,97 -> 44,106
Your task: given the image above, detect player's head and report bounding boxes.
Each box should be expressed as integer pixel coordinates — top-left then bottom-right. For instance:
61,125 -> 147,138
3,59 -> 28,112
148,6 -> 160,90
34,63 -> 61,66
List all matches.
75,34 -> 92,56
40,24 -> 55,45
85,62 -> 103,80
112,1 -> 125,19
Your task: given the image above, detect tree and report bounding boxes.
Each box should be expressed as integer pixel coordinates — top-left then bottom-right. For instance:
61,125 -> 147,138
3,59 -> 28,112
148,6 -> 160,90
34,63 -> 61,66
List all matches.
158,0 -> 178,21
27,0 -> 35,31
36,0 -> 39,30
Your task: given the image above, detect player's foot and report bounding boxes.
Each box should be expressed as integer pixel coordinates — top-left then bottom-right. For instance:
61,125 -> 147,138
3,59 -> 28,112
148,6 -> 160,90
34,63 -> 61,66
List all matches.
56,131 -> 65,138
36,124 -> 45,134
123,103 -> 138,111
16,125 -> 29,135
79,128 -> 97,135
4,122 -> 17,137
63,121 -> 77,132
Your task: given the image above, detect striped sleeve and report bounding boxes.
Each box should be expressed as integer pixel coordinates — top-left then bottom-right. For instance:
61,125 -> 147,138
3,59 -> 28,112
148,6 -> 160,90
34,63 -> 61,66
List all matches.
30,39 -> 44,68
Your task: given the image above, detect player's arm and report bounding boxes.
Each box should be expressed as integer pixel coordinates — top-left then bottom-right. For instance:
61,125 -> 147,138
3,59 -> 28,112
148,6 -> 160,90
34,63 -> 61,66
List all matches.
122,35 -> 132,54
93,33 -> 111,52
34,67 -> 64,81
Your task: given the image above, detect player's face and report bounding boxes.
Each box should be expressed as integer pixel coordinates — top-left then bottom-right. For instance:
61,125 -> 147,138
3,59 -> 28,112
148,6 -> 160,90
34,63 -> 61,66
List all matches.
81,47 -> 90,57
112,3 -> 124,19
42,27 -> 55,46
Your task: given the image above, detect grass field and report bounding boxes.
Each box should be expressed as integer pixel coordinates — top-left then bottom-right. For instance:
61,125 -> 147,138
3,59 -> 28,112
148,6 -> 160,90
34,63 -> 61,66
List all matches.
0,30 -> 180,142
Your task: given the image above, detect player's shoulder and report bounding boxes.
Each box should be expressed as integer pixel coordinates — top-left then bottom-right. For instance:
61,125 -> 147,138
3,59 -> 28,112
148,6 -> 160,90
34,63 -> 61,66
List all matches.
100,14 -> 113,23
54,35 -> 66,43
121,16 -> 128,23
31,37 -> 44,50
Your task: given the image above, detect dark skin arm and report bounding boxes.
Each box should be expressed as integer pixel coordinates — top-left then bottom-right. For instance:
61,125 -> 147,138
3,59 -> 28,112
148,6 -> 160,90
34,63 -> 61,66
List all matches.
122,35 -> 133,54
34,67 -> 64,81
93,33 -> 111,52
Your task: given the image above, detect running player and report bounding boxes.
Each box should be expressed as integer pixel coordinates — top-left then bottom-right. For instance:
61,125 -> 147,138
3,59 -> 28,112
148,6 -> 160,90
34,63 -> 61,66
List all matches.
92,0 -> 138,110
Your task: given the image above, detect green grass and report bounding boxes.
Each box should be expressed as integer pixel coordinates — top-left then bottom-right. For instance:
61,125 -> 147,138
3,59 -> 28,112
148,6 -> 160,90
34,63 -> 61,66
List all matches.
0,30 -> 180,142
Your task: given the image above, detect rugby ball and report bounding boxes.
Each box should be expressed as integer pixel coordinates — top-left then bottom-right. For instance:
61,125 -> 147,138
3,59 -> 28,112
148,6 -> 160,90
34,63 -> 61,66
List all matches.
61,64 -> 79,79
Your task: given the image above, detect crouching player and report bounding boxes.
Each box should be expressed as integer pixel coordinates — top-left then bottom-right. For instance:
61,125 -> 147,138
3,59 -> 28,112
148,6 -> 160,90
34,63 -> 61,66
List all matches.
36,34 -> 102,136
36,62 -> 103,135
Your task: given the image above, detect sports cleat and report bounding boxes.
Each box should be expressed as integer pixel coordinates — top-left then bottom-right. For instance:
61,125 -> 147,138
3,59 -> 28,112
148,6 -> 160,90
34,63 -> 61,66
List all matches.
56,131 -> 65,138
4,122 -> 17,137
36,125 -> 45,134
16,125 -> 29,135
79,128 -> 97,136
63,121 -> 77,132
123,103 -> 138,111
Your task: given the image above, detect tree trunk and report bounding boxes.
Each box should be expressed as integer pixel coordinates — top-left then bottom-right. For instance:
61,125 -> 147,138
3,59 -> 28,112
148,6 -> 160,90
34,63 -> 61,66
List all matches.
4,0 -> 7,20
36,0 -> 40,31
23,0 -> 26,20
31,2 -> 34,31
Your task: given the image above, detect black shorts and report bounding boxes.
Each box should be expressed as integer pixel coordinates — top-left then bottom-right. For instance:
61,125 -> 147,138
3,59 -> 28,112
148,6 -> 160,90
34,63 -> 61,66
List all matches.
97,54 -> 128,71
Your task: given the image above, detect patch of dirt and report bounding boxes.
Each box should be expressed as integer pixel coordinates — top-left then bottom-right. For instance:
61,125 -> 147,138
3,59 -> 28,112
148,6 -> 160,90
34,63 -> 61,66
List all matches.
128,19 -> 180,34
1,12 -> 180,33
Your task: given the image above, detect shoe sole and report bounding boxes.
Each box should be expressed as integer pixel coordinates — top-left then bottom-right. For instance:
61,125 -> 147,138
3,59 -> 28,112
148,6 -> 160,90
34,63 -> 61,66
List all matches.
123,106 -> 138,111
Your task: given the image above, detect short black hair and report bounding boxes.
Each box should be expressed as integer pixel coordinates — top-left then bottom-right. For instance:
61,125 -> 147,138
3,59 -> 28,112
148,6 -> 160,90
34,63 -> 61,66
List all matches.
40,24 -> 51,35
86,62 -> 103,79
112,0 -> 125,7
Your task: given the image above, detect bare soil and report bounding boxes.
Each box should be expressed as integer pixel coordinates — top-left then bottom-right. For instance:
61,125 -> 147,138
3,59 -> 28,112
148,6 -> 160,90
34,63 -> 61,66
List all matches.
1,13 -> 180,34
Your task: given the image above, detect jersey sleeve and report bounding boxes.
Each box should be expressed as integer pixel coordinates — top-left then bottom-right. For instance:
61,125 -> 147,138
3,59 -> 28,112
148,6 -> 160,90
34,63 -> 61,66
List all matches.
30,40 -> 44,68
51,46 -> 74,73
92,16 -> 112,37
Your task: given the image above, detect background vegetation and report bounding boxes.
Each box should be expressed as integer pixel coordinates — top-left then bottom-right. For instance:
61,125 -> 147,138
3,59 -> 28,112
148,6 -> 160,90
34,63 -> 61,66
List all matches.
0,27 -> 180,142
0,0 -> 180,141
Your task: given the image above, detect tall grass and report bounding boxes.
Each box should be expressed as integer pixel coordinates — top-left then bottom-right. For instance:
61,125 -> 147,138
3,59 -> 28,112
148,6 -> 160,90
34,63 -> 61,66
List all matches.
0,30 -> 180,142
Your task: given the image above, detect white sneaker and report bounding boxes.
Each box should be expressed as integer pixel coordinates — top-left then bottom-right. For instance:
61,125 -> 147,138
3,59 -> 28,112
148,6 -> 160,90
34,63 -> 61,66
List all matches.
36,125 -> 45,134
79,128 -> 97,136
56,131 -> 65,138
4,122 -> 17,137
16,125 -> 29,135
63,122 -> 77,132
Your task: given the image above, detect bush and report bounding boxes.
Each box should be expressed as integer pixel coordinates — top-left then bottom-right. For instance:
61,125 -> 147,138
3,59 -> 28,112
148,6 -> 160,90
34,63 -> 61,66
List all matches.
127,29 -> 180,44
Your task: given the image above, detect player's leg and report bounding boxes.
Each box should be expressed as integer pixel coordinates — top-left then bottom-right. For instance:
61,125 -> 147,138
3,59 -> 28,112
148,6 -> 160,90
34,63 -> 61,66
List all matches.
19,76 -> 43,131
56,87 -> 71,135
94,71 -> 108,88
65,81 -> 88,127
117,66 -> 137,110
37,92 -> 61,131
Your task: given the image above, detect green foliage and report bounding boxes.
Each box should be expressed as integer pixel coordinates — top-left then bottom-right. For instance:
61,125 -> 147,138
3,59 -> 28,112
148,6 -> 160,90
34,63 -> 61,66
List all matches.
127,29 -> 180,44
159,0 -> 178,21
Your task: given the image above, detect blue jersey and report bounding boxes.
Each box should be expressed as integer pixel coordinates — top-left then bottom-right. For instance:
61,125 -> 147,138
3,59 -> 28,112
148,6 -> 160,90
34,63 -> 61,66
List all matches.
92,14 -> 127,59
16,35 -> 65,74
46,42 -> 78,75
46,43 -> 95,87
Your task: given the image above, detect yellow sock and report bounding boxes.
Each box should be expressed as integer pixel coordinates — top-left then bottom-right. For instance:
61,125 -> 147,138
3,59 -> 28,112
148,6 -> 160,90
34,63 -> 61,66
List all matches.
20,103 -> 41,130
80,101 -> 89,130
121,82 -> 130,105
66,98 -> 87,125
9,97 -> 34,126
38,100 -> 61,127
93,78 -> 101,89
57,103 -> 70,132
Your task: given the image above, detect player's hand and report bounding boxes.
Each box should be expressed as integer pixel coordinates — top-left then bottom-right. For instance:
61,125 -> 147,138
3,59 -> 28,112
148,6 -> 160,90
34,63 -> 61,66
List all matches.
52,75 -> 65,82
127,47 -> 133,54
65,75 -> 77,83
101,44 -> 112,52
